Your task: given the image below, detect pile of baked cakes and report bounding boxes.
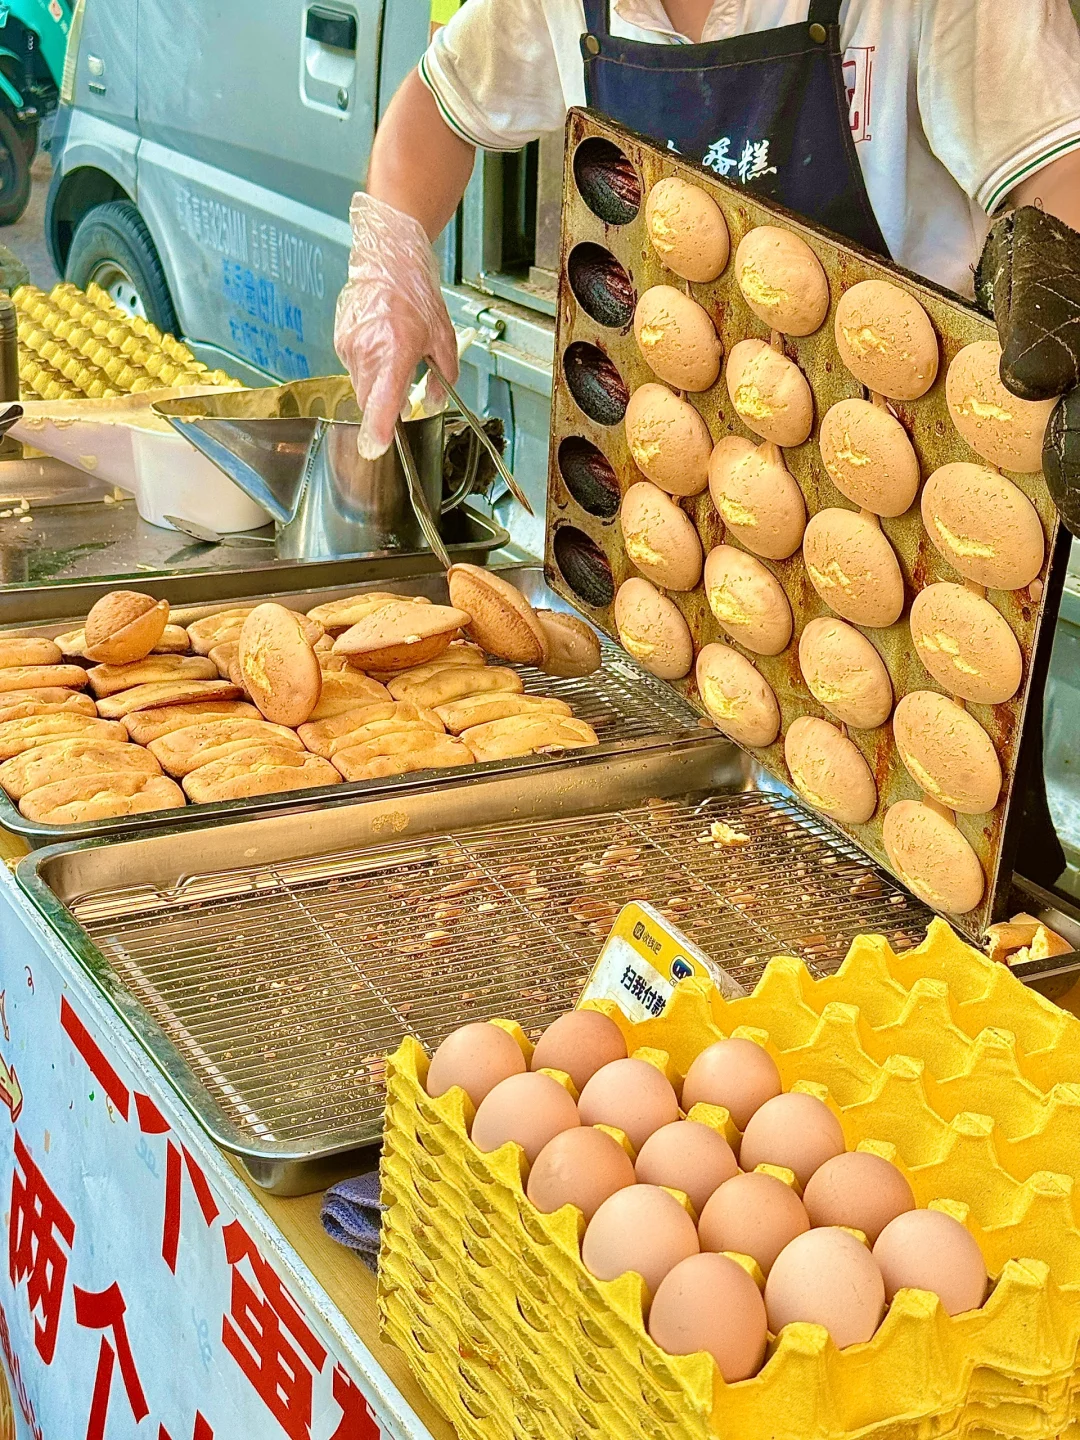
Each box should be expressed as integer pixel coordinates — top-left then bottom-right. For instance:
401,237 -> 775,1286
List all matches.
0,569 -> 602,826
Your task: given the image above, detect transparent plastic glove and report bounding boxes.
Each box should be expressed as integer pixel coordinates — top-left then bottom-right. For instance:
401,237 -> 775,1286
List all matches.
334,192 -> 459,461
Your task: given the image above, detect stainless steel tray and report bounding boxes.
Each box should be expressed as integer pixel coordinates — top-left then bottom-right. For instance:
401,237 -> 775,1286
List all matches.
0,564 -> 711,846
0,494 -> 508,622
20,770 -> 936,1195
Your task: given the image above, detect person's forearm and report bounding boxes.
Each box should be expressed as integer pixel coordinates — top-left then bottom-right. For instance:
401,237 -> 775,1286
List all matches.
366,69 -> 476,241
1008,150 -> 1080,231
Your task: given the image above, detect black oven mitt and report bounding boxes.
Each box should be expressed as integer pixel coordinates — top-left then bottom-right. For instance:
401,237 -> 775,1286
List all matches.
976,205 -> 1080,534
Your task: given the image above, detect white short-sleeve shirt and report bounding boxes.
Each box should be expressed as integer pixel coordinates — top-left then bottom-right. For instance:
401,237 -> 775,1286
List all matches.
420,0 -> 1080,296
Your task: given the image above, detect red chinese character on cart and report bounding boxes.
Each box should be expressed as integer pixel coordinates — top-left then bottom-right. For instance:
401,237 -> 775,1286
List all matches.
329,1365 -> 380,1440
9,1131 -> 75,1365
74,1282 -> 149,1440
222,1221 -> 327,1440
159,1414 -> 213,1440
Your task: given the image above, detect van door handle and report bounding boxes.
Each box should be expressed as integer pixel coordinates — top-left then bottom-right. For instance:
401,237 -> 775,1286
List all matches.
305,6 -> 357,52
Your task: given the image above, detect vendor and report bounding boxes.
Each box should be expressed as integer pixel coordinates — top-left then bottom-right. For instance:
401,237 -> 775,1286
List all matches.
336,0 -> 1080,488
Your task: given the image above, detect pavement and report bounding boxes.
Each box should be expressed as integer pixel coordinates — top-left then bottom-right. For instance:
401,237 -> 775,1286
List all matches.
2,151 -> 60,290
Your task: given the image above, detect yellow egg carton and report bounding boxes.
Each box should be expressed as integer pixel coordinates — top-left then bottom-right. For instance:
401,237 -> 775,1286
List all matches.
379,921 -> 1080,1440
11,281 -> 238,399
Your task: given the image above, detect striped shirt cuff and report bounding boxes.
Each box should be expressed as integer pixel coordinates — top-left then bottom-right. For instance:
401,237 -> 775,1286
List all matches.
979,120 -> 1080,213
418,50 -> 525,152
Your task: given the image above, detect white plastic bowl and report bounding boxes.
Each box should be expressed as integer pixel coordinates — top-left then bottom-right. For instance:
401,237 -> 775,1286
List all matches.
130,427 -> 272,533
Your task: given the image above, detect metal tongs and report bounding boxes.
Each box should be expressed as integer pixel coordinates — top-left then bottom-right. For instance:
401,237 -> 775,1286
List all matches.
424,356 -> 535,519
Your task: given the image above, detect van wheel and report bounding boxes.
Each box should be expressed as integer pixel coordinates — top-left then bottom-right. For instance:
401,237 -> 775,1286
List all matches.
0,110 -> 31,226
65,200 -> 180,334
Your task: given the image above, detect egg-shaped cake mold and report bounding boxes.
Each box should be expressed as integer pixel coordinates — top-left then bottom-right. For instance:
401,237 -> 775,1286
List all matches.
921,462 -> 1044,590
557,436 -> 622,518
553,525 -> 616,609
572,137 -> 642,225
563,341 -> 630,426
818,398 -> 921,516
644,176 -> 730,282
834,280 -> 939,400
567,243 -> 636,330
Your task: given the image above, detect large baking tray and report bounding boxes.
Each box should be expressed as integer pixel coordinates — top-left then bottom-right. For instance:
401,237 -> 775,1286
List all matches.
0,564 -> 717,846
545,108 -> 1070,945
0,492 -> 508,623
20,770 -> 938,1195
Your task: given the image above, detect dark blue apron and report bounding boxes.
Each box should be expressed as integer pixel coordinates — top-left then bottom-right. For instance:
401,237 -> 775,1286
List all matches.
580,0 -> 889,256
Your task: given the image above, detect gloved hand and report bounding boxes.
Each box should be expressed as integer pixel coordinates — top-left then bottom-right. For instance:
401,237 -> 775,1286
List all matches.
976,206 -> 1080,534
334,192 -> 460,461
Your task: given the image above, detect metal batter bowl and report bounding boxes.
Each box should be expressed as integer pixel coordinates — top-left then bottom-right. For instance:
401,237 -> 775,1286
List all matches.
155,376 -> 478,561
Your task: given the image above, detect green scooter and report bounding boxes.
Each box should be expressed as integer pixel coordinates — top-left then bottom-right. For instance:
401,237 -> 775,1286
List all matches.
0,0 -> 71,225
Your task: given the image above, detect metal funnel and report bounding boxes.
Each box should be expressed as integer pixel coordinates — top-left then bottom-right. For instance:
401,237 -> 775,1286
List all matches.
153,378 -> 469,562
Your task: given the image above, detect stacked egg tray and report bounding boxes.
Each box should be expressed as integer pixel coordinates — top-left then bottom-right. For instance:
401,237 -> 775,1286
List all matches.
380,919 -> 1080,1440
12,280 -> 237,400
543,108 -> 1069,945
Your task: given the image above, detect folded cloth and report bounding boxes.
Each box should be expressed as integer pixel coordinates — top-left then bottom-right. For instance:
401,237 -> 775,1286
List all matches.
320,1170 -> 385,1271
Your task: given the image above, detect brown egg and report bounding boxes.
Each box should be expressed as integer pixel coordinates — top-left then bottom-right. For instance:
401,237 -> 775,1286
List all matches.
739,1092 -> 845,1188
634,285 -> 722,392
818,398 -> 920,516
765,1228 -> 885,1349
735,226 -> 829,336
802,1152 -> 916,1244
578,1058 -> 680,1153
699,1171 -> 811,1275
526,1126 -> 636,1221
696,643 -> 781,747
946,341 -> 1056,474
882,801 -> 985,914
784,716 -> 877,825
634,1121 -> 739,1216
426,1022 -> 526,1108
872,1209 -> 988,1315
708,437 -> 806,559
802,509 -> 904,628
892,691 -> 1002,814
625,383 -> 713,496
471,1071 -> 580,1165
582,1184 -> 700,1303
530,1010 -> 628,1093
834,280 -> 938,400
614,577 -> 694,680
619,481 -> 703,591
798,617 -> 893,729
645,177 -> 730,282
704,545 -> 792,655
682,1037 -> 782,1131
725,339 -> 814,447
649,1253 -> 767,1381
921,462 -> 1044,590
909,583 -> 1022,704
